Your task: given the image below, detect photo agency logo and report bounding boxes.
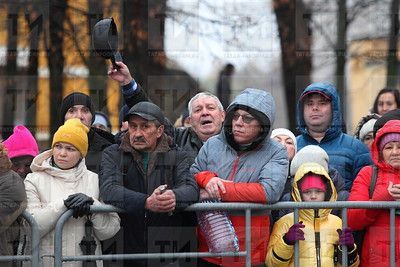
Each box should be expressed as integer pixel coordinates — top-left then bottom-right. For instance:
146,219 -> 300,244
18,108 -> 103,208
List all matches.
5,1 -> 48,53
147,74 -> 198,118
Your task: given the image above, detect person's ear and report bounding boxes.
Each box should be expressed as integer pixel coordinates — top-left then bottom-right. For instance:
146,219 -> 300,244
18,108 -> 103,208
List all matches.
156,125 -> 164,138
221,110 -> 226,121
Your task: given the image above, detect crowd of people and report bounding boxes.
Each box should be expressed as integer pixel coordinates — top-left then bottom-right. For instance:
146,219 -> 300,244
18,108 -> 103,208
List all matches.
1,60 -> 400,267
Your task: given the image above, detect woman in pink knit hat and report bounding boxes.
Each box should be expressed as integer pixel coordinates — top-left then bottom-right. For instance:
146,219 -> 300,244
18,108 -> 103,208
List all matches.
2,125 -> 39,179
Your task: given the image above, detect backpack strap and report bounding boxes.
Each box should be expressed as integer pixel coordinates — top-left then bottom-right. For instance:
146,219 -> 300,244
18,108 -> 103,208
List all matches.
369,165 -> 378,198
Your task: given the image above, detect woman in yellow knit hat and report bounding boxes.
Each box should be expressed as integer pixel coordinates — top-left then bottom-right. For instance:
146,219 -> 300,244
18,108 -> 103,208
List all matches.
24,118 -> 120,267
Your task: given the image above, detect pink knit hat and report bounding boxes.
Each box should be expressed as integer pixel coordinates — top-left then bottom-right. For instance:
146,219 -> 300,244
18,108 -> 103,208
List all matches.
299,174 -> 327,192
3,125 -> 39,159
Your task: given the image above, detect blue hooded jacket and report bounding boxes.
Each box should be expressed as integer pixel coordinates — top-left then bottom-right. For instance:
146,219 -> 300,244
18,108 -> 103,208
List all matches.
296,82 -> 372,190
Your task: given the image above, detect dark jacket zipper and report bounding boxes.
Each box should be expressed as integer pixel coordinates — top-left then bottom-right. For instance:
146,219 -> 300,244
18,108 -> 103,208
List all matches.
314,209 -> 321,267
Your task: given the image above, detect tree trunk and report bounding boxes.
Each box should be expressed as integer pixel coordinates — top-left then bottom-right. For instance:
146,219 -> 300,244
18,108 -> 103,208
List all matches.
273,0 -> 312,132
387,0 -> 400,87
121,0 -> 200,120
3,3 -> 19,139
24,5 -> 43,135
48,0 -> 67,135
88,0 -> 108,111
336,0 -> 347,112
121,0 -> 166,96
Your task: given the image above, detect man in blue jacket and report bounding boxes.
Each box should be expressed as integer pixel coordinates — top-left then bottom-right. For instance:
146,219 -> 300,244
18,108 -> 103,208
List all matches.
296,82 -> 372,191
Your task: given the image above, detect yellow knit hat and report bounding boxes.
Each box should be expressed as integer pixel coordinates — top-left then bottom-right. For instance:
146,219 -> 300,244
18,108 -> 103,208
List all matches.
52,118 -> 89,157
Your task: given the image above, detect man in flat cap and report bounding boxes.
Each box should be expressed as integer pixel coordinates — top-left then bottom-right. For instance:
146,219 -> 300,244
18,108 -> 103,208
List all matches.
99,101 -> 199,267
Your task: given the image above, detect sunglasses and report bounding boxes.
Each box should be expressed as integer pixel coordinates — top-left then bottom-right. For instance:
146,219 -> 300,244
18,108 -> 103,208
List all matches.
232,112 -> 255,124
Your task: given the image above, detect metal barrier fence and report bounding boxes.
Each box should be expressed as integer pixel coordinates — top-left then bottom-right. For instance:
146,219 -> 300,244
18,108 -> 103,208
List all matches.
2,201 -> 400,267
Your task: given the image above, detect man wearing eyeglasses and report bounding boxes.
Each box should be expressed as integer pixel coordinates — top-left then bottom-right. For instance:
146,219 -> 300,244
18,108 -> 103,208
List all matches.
191,88 -> 288,267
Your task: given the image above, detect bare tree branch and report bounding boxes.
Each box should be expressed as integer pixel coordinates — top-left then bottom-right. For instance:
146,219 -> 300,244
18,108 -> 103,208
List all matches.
348,0 -> 377,23
166,4 -> 267,52
309,17 -> 336,49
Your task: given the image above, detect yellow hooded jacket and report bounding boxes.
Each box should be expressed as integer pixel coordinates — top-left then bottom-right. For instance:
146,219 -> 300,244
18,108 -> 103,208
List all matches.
265,162 -> 359,267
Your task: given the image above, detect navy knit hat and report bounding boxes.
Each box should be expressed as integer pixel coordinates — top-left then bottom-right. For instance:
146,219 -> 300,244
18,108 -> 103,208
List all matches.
60,92 -> 95,124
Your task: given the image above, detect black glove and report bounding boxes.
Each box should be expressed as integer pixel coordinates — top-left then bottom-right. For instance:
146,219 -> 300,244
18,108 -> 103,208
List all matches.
64,193 -> 94,218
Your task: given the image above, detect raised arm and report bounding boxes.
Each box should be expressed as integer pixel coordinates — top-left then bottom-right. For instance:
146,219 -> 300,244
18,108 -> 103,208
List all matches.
108,61 -> 149,108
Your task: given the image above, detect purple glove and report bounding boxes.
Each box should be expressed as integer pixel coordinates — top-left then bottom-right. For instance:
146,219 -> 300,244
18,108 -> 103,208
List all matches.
337,228 -> 355,247
283,222 -> 305,245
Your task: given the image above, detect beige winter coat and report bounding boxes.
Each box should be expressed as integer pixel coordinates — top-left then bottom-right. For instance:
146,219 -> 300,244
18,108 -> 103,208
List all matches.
24,150 -> 120,267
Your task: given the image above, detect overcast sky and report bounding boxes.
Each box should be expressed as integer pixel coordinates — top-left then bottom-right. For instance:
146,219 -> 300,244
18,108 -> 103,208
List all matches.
164,0 -> 281,81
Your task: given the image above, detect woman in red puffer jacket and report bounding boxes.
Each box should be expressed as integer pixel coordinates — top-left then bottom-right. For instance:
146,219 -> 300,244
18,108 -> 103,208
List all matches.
348,119 -> 400,266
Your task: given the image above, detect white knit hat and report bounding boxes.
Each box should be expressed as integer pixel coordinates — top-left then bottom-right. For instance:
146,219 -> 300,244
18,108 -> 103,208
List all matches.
359,118 -> 377,141
271,128 -> 297,152
290,145 -> 329,176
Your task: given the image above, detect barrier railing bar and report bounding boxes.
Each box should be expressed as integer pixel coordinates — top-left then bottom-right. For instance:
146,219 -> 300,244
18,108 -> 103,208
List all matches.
341,208 -> 348,267
54,209 -> 72,267
245,208 -> 251,267
49,201 -> 400,266
61,251 -> 246,261
2,202 -> 399,266
390,208 -> 395,267
294,208 -> 299,267
24,211 -> 40,266
0,256 -> 31,262
186,201 -> 400,210
54,205 -> 123,267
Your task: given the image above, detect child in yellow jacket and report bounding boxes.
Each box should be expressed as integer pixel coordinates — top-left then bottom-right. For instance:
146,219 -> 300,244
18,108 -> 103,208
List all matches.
266,162 -> 359,267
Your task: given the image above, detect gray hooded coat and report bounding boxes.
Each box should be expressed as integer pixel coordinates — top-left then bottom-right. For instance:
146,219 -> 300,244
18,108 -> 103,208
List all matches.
191,88 -> 288,203
190,88 -> 289,266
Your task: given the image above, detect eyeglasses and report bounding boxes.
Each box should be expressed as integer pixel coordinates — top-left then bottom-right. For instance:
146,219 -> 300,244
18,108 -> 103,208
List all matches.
232,112 -> 256,124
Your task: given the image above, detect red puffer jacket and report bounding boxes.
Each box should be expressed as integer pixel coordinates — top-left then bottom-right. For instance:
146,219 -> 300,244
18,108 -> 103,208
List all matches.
348,120 -> 400,267
195,171 -> 269,266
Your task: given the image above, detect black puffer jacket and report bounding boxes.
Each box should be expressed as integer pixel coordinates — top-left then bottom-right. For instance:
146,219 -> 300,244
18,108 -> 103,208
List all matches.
172,127 -> 203,162
99,133 -> 199,266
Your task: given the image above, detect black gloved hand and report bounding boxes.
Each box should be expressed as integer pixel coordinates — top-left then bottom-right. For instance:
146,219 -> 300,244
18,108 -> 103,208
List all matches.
64,193 -> 94,218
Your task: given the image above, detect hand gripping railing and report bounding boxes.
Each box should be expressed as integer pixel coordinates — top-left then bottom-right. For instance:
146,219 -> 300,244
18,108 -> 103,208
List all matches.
0,211 -> 40,266
267,201 -> 400,267
48,201 -> 400,267
54,203 -> 257,267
